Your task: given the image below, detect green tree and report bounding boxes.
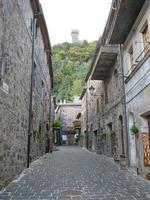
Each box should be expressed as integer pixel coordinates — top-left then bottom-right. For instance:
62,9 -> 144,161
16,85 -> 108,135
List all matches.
71,79 -> 83,96
52,41 -> 96,101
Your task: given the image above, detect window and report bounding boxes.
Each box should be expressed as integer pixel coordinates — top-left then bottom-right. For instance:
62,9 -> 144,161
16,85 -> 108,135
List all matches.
128,45 -> 134,70
30,17 -> 38,37
41,81 -> 45,99
35,22 -> 39,38
142,23 -> 150,54
46,124 -> 49,131
96,98 -> 99,113
104,83 -> 108,104
33,63 -> 36,88
113,69 -> 118,90
29,18 -> 33,34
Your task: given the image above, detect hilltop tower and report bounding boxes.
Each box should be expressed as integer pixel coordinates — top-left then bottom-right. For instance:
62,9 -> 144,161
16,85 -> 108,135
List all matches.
71,29 -> 79,43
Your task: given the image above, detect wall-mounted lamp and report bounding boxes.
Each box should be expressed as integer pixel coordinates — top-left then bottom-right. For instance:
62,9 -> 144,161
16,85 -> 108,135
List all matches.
89,85 -> 95,96
89,85 -> 104,98
45,50 -> 52,56
34,12 -> 42,17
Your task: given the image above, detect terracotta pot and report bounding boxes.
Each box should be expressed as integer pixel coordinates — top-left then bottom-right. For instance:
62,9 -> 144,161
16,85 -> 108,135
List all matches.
119,154 -> 126,168
146,175 -> 150,180
135,132 -> 139,138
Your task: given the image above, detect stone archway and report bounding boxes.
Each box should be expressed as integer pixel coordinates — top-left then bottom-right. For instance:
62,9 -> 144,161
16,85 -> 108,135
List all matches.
107,123 -> 115,157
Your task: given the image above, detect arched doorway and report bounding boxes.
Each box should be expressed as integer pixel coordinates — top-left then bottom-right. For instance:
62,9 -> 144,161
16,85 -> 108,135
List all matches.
92,130 -> 97,152
118,115 -> 125,155
45,124 -> 50,153
107,123 -> 115,157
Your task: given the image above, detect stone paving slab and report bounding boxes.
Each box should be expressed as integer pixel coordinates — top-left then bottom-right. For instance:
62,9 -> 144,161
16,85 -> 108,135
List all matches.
0,147 -> 150,200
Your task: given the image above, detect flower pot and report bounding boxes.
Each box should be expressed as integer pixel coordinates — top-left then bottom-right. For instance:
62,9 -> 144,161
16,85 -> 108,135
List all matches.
146,175 -> 150,181
131,132 -> 139,138
119,154 -> 126,169
135,132 -> 139,138
146,174 -> 150,181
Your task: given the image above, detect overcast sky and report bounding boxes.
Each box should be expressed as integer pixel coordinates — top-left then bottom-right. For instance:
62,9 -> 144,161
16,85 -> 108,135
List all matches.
40,0 -> 112,45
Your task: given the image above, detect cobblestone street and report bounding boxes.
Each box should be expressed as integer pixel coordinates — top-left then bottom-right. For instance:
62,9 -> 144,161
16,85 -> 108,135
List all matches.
0,147 -> 150,200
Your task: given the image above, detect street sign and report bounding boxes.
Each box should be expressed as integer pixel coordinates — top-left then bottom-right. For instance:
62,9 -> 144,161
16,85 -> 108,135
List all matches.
62,135 -> 67,141
1,82 -> 9,94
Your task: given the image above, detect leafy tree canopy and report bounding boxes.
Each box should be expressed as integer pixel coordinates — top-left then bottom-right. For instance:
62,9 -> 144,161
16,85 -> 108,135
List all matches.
52,41 -> 96,102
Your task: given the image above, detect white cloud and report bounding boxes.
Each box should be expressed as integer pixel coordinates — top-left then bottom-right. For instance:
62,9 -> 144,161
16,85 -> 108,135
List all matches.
40,0 -> 112,45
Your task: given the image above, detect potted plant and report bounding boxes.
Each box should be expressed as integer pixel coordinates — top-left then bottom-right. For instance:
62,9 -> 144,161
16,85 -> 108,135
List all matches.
37,129 -> 42,139
130,122 -> 139,138
146,172 -> 150,181
33,129 -> 37,140
48,131 -> 54,153
79,133 -> 85,147
48,131 -> 54,140
111,131 -> 115,139
80,133 -> 84,139
97,134 -> 103,141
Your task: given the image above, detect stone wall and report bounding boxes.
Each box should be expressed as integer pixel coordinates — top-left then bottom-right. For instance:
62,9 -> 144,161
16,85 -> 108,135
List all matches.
58,104 -> 81,131
122,4 -> 150,176
83,53 -> 125,159
0,0 -> 52,188
99,54 -> 125,160
81,93 -> 86,133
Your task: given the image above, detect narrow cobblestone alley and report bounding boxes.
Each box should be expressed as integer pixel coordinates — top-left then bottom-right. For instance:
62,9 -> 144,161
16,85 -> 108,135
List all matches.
0,147 -> 150,200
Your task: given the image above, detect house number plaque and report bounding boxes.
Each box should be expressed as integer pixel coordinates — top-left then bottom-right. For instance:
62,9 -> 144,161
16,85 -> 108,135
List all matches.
143,133 -> 150,166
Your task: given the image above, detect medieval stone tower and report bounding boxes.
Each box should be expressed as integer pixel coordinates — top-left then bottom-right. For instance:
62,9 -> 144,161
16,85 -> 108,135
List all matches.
71,29 -> 79,43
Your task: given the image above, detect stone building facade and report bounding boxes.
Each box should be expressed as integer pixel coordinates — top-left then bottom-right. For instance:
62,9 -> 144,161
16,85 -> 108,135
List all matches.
108,0 -> 150,177
80,79 -> 103,151
0,0 -> 53,188
80,88 -> 87,147
80,7 -> 128,164
56,97 -> 81,145
80,0 -> 150,178
81,43 -> 125,161
51,96 -> 57,124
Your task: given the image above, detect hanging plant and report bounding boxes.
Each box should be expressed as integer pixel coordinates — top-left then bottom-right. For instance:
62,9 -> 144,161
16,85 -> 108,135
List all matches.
130,122 -> 139,134
80,133 -> 84,139
47,132 -> 54,140
33,129 -> 37,140
37,129 -> 42,139
102,133 -> 107,140
97,134 -> 103,141
53,119 -> 61,128
111,131 -> 115,139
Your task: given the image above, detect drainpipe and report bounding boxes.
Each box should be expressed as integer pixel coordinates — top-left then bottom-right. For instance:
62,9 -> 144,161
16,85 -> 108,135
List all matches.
49,90 -> 53,153
85,84 -> 89,150
119,44 -> 130,167
27,14 -> 39,168
0,7 -> 6,85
